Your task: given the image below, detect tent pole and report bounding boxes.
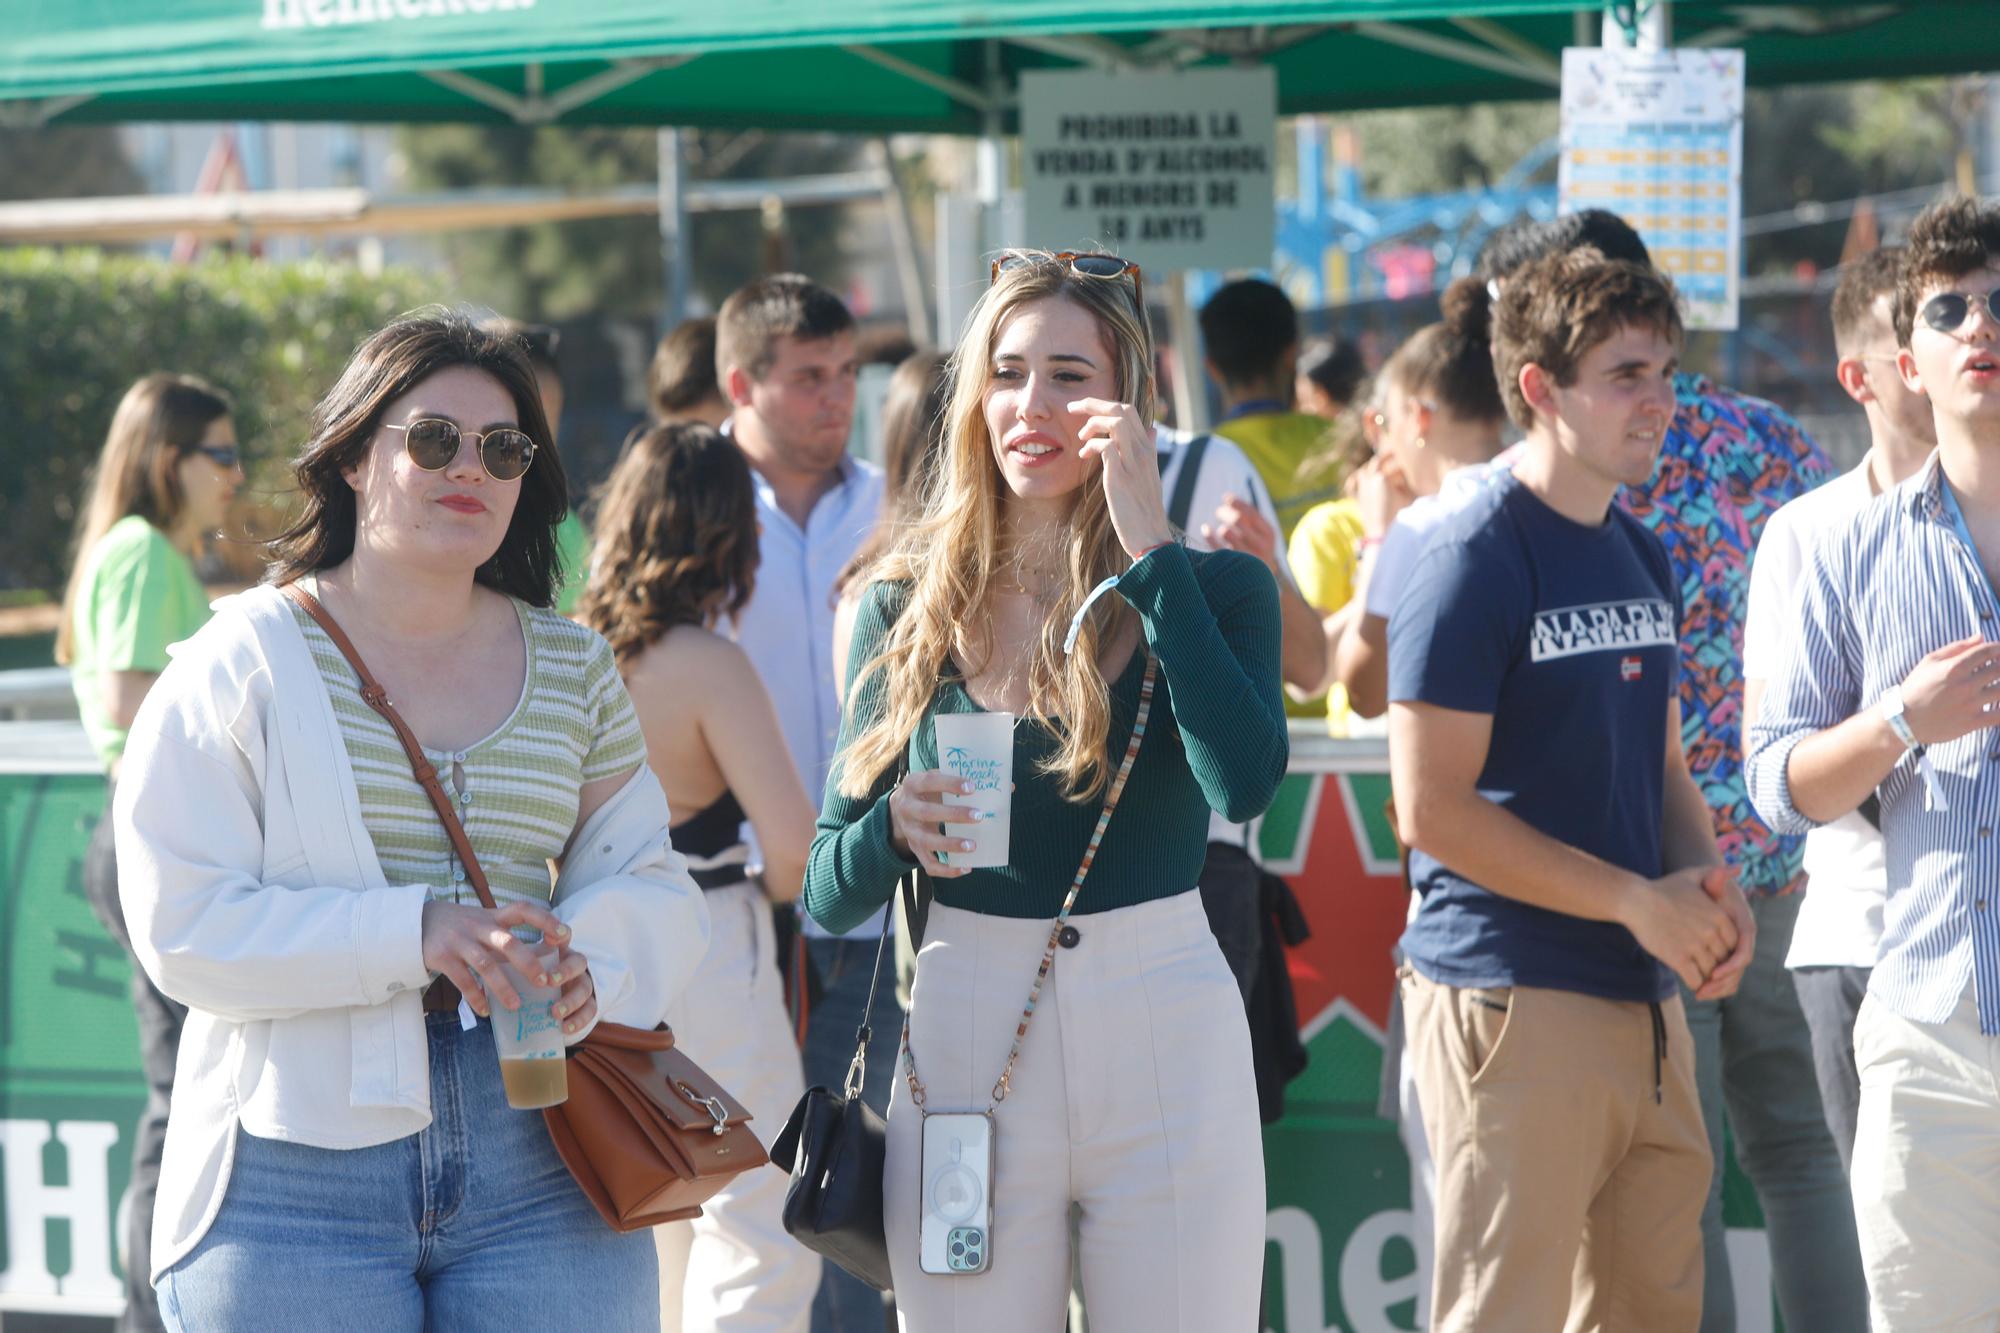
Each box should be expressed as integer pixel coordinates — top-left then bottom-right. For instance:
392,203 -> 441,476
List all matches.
873,137 -> 932,344
658,126 -> 690,332
976,39 -> 1005,209
1168,271 -> 1206,432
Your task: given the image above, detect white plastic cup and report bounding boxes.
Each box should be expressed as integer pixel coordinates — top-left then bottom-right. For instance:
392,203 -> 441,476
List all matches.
488,938 -> 568,1109
933,711 -> 1014,869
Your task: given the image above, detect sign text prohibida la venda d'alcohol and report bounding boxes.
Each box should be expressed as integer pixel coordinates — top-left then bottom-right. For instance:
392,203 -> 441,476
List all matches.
1020,67 -> 1277,274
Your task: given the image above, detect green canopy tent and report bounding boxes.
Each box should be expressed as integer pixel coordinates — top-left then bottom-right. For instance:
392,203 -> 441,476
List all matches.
4,1 -> 1998,132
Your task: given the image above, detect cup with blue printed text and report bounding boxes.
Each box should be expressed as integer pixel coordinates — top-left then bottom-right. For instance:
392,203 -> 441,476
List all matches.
934,711 -> 1014,869
487,928 -> 569,1109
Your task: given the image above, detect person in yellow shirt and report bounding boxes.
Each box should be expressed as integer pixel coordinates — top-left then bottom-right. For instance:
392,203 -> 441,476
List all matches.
1286,444 -> 1372,734
1199,278 -> 1346,542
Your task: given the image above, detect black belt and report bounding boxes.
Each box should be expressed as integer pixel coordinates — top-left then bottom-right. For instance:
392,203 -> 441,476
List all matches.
690,864 -> 753,891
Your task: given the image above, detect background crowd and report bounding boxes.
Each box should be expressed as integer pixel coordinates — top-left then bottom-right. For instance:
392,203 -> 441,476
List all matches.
56,192 -> 2000,1331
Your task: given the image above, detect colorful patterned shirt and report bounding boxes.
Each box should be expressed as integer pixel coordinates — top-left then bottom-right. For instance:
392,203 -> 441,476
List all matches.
1616,372 -> 1832,896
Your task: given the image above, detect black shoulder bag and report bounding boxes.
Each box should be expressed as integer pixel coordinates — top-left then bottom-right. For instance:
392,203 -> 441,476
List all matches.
767,867 -> 928,1292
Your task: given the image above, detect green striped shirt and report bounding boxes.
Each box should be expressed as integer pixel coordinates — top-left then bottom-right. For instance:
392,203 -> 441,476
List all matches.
292,596 -> 646,910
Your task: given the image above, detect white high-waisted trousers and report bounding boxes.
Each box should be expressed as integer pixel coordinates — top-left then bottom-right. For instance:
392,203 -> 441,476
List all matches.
655,882 -> 819,1333
885,891 -> 1264,1333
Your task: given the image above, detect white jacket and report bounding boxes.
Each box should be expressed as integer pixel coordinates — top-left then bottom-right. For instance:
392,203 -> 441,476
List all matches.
113,584 -> 709,1280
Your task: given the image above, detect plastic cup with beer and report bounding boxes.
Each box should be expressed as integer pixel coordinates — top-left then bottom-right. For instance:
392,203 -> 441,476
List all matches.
488,928 -> 569,1109
933,711 -> 1015,868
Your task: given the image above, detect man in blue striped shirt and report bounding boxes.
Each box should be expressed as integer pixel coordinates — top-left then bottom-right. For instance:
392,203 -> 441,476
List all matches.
1746,196 -> 2000,1330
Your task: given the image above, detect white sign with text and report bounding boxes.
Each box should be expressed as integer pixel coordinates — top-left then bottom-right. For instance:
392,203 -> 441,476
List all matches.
1559,46 -> 1746,330
1020,67 -> 1276,273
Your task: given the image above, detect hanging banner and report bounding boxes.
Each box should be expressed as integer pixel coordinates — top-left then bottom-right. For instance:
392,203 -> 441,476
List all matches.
1019,66 -> 1276,274
1559,47 -> 1745,330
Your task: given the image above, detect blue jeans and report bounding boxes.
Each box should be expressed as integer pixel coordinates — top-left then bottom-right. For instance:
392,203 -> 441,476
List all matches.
804,934 -> 899,1333
158,1012 -> 657,1331
1685,891 -> 1868,1333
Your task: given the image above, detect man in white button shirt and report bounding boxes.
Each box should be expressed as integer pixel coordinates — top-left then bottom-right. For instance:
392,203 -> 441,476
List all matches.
712,274 -> 888,1333
1743,247 -> 1936,1170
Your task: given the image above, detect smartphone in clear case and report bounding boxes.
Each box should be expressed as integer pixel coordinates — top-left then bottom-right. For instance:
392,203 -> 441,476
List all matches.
919,1111 -> 994,1275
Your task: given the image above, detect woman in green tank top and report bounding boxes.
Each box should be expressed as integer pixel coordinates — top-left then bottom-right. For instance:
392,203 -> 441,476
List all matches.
58,371 -> 241,1333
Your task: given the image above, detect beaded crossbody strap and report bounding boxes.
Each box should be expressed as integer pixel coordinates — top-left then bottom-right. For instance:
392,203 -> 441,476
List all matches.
903,655 -> 1157,1112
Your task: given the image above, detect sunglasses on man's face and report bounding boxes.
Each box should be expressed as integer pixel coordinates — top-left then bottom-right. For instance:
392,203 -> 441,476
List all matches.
1919,289 -> 2000,335
382,417 -> 537,482
990,250 -> 1146,313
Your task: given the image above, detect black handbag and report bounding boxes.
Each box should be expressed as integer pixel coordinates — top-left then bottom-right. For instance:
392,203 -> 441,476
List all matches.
768,872 -> 925,1292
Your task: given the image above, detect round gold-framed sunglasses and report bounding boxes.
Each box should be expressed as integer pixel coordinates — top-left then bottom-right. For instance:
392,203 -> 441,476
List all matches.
990,249 -> 1145,312
382,417 -> 537,482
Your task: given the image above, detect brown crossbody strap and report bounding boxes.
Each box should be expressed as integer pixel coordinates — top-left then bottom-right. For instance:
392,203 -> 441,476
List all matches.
282,582 -> 499,913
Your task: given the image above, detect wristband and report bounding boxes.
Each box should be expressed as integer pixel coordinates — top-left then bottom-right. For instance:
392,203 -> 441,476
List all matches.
1879,685 -> 1920,750
1065,542 -> 1175,658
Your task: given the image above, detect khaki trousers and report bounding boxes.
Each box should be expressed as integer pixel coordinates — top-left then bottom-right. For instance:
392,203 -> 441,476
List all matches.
655,883 -> 819,1333
885,894 -> 1263,1333
1402,968 -> 1709,1333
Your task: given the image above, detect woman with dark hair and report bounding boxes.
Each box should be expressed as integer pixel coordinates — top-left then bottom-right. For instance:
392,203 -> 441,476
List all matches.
59,371 -> 240,1333
576,425 -> 822,1332
1295,332 -> 1367,421
114,309 -> 708,1331
1318,276 -> 1510,721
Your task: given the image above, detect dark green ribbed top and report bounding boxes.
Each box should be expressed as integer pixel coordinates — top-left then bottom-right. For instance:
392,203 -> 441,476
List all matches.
804,543 -> 1288,933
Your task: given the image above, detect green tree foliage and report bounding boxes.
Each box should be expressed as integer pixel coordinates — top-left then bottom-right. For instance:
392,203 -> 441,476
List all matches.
1337,78 -> 1979,277
395,126 -> 863,320
0,248 -> 441,593
1349,102 -> 1559,198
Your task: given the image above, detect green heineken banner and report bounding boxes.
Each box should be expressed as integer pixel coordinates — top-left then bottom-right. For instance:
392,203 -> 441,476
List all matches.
0,771 -> 133,1319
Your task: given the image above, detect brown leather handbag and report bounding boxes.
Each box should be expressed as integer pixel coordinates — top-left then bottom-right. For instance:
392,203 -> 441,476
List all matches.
283,582 -> 767,1231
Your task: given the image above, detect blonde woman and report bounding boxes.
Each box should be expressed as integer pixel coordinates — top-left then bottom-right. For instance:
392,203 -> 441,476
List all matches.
805,252 -> 1287,1329
58,372 -> 241,1333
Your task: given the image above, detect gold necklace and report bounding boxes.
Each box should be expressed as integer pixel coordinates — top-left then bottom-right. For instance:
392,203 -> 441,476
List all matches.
990,558 -> 1062,601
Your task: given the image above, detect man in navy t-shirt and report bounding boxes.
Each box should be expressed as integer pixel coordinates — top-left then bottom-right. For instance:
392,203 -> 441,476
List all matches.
1388,248 -> 1756,1331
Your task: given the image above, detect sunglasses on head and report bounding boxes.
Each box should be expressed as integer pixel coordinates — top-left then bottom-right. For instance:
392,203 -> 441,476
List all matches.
1920,290 -> 2000,335
990,250 -> 1145,313
192,444 -> 240,470
383,417 -> 537,482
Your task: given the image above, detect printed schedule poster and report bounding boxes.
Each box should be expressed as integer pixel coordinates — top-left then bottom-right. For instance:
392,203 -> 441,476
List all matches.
1559,47 -> 1745,330
1019,66 -> 1276,274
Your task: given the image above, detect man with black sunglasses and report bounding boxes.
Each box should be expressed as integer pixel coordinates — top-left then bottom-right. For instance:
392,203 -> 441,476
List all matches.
1748,195 -> 2000,1328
